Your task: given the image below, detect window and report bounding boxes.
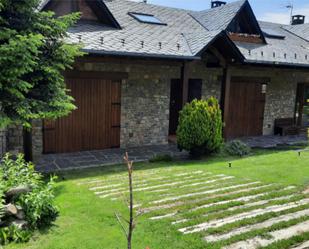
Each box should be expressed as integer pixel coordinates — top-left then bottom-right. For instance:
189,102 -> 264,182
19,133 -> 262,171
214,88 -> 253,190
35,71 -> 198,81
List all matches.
128,12 -> 166,25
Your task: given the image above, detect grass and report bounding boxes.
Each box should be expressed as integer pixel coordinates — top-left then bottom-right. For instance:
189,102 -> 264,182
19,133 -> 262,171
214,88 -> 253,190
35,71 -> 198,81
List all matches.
5,147 -> 309,249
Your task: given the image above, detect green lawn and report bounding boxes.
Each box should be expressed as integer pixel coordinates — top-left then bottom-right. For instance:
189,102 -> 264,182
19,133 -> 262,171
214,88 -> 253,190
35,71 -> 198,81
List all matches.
5,148 -> 309,249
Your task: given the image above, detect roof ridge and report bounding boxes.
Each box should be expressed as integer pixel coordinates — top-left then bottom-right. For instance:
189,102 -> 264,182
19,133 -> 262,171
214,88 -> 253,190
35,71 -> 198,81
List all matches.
104,0 -> 194,13
196,0 -> 247,13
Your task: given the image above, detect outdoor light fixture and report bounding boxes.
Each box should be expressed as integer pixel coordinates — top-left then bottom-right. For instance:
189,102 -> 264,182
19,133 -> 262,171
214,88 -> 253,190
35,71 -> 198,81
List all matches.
262,83 -> 268,94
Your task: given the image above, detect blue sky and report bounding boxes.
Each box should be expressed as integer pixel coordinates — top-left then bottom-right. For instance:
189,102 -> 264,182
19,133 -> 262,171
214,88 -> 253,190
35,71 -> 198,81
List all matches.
139,0 -> 309,24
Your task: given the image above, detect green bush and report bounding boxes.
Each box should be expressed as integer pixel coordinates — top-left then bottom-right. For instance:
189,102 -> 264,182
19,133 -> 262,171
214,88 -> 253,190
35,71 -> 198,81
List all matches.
149,154 -> 173,163
177,98 -> 223,157
224,140 -> 251,157
0,154 -> 58,244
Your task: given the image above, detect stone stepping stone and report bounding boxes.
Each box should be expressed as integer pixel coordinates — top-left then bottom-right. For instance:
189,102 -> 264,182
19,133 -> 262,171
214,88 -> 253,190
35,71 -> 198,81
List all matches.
224,220 -> 309,249
141,184 -> 274,213
149,194 -> 295,221
179,198 -> 309,234
151,182 -> 262,204
204,206 -> 309,242
98,175 -> 234,198
189,186 -> 295,212
290,240 -> 309,249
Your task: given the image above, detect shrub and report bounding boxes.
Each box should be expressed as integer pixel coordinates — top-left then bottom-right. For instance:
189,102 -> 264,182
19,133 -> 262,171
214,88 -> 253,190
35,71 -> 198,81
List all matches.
177,98 -> 223,157
224,140 -> 251,157
0,154 -> 58,244
149,154 -> 173,163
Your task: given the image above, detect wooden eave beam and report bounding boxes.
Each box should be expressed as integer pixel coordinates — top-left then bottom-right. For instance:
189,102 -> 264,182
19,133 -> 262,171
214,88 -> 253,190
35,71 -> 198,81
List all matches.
208,46 -> 227,68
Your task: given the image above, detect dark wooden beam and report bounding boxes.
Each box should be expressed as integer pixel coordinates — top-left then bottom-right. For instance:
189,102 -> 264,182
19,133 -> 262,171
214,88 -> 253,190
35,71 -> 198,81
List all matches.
64,70 -> 128,80
181,62 -> 190,106
209,46 -> 227,67
76,55 -> 184,67
222,66 -> 231,139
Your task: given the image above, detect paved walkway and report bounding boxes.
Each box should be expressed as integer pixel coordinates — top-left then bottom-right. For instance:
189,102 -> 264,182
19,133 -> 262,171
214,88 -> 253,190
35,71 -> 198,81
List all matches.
36,144 -> 187,172
36,135 -> 308,172
240,134 -> 308,148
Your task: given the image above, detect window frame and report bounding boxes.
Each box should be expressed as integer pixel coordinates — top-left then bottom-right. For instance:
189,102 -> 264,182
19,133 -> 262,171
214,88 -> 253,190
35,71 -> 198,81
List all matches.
128,12 -> 167,26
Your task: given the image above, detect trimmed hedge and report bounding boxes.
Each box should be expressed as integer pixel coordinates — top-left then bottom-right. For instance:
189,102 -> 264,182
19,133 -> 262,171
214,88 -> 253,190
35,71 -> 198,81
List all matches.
176,98 -> 223,157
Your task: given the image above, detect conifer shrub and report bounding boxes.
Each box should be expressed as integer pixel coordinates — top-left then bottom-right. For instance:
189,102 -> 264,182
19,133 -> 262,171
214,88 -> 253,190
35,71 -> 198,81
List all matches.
177,98 -> 223,157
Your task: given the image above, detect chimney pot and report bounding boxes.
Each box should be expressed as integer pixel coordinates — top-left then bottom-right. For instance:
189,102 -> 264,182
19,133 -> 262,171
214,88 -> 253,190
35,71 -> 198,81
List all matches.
211,1 -> 226,8
291,15 -> 305,25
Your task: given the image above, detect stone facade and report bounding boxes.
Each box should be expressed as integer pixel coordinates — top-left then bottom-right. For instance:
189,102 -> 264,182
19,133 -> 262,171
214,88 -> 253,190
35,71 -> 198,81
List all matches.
229,66 -> 309,135
76,60 -> 180,147
3,58 -> 308,158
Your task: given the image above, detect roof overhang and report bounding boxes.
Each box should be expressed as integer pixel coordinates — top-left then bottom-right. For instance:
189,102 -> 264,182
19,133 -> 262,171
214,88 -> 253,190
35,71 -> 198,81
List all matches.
244,59 -> 309,69
196,31 -> 245,63
82,49 -> 201,61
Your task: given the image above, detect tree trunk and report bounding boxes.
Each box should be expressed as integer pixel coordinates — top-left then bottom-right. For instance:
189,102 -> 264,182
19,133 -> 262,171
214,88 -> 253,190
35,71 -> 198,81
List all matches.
127,167 -> 133,249
23,124 -> 33,162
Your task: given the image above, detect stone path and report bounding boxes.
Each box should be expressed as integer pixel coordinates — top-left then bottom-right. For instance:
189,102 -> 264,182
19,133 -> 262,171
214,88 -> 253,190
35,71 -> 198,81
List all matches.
36,135 -> 307,172
240,134 -> 308,148
36,144 -> 187,172
78,168 -> 309,248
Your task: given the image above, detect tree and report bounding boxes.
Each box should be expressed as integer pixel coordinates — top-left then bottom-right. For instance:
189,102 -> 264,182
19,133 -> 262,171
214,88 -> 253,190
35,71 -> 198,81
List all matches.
0,0 -> 83,160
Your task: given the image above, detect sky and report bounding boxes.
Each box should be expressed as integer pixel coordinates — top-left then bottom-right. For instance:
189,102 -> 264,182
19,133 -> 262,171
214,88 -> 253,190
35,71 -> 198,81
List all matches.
135,0 -> 309,24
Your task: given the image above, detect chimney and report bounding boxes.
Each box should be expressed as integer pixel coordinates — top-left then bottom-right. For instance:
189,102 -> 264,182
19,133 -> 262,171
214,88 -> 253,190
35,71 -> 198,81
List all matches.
211,1 -> 226,8
291,15 -> 305,25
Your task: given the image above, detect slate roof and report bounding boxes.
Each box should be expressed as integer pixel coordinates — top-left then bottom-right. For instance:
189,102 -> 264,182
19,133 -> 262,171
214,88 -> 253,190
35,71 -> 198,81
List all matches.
66,0 -> 226,59
236,21 -> 309,67
190,0 -> 246,31
39,0 -> 309,67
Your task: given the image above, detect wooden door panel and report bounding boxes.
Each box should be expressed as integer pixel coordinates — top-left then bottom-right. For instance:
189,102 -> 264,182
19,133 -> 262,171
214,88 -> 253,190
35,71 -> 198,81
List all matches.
225,81 -> 265,139
44,77 -> 121,153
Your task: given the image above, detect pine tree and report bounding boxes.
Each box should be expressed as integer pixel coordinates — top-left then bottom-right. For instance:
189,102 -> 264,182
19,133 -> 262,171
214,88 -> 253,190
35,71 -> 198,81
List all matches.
0,0 -> 83,159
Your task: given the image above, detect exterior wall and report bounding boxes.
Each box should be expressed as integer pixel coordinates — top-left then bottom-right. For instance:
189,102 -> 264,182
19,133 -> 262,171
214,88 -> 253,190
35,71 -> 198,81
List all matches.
7,125 -> 23,154
229,66 -> 309,135
189,62 -> 223,101
75,60 -> 181,148
75,59 -> 223,148
4,57 -> 308,157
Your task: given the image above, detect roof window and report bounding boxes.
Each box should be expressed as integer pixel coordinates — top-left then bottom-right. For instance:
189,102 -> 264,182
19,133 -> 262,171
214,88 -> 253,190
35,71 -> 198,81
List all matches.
129,12 -> 166,25
262,28 -> 285,39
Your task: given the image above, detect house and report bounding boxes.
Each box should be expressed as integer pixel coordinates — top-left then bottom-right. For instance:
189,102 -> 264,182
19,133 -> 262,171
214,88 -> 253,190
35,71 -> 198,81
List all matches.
1,0 -> 309,158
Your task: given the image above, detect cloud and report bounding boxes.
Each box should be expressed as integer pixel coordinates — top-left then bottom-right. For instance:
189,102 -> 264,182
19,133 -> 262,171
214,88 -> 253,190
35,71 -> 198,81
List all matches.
259,6 -> 309,24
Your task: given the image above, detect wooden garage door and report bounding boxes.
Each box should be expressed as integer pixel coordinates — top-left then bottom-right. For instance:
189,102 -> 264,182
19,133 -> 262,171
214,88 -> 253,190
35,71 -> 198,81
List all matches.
225,79 -> 266,139
43,77 -> 121,153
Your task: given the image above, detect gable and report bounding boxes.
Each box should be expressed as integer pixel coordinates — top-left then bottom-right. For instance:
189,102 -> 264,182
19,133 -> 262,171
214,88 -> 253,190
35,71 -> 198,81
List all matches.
41,0 -> 121,28
227,1 -> 266,43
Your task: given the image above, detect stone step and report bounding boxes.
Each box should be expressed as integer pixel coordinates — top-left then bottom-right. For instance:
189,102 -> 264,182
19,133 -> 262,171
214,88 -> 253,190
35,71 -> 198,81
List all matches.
179,199 -> 309,234
151,182 -> 262,204
140,184 -> 274,213
224,220 -> 309,249
290,240 -> 309,249
204,208 -> 309,243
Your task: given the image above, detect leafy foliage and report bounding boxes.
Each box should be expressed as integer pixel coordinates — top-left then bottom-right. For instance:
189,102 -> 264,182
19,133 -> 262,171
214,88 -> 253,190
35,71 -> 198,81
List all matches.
0,0 -> 83,127
177,98 -> 223,157
0,225 -> 32,245
224,140 -> 251,157
149,154 -> 173,163
0,154 -> 58,244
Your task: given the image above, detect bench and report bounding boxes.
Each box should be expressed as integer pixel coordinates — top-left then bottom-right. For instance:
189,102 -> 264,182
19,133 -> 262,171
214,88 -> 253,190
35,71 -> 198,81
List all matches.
274,118 -> 300,136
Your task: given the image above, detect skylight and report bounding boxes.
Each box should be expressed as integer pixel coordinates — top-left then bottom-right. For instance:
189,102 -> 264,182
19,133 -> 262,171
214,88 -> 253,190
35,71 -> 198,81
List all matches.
129,12 -> 166,25
262,28 -> 285,39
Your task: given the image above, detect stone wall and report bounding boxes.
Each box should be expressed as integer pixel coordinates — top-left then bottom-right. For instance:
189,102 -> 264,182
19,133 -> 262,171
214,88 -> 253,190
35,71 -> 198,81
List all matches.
0,128 -> 7,158
7,125 -> 23,154
189,62 -> 223,101
6,121 -> 43,161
